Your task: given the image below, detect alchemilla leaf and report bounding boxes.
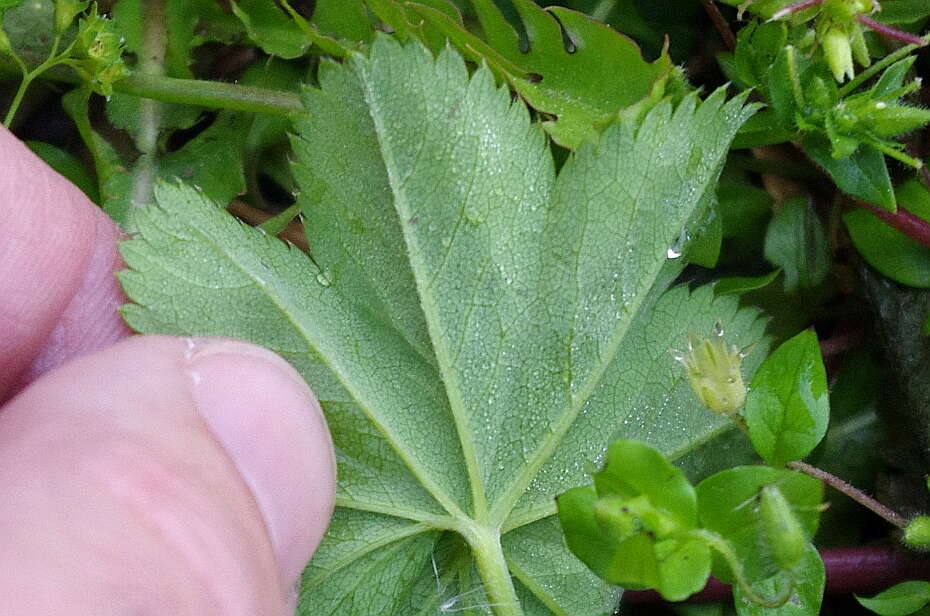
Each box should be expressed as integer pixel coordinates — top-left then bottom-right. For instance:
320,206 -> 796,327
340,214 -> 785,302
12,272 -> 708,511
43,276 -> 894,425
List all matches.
119,38 -> 760,615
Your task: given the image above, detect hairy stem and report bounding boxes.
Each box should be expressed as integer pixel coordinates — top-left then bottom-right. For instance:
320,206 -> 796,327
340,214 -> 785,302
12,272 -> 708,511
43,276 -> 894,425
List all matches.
857,15 -> 928,47
787,460 -> 907,528
130,0 -> 168,211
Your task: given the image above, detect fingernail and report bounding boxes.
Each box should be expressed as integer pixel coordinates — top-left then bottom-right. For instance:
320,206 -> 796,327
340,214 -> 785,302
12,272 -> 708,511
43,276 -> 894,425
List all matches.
184,339 -> 336,592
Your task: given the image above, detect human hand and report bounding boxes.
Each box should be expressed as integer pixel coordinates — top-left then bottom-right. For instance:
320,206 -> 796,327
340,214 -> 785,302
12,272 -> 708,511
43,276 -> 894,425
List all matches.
0,126 -> 336,614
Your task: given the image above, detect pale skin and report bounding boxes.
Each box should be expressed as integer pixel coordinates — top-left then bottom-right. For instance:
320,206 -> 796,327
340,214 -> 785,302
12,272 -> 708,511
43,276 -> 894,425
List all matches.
0,125 -> 337,615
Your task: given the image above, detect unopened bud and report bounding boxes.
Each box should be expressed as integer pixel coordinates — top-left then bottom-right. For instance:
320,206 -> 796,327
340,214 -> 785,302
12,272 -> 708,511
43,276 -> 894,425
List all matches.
904,516 -> 930,550
760,485 -> 808,571
823,27 -> 855,82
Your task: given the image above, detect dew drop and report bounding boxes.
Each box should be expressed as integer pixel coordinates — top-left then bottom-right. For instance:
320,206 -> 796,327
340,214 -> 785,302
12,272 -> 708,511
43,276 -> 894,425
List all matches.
316,270 -> 332,287
667,228 -> 690,259
713,320 -> 724,337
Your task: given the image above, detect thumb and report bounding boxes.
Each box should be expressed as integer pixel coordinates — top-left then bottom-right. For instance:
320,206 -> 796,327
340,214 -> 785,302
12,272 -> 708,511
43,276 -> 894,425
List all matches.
0,335 -> 336,615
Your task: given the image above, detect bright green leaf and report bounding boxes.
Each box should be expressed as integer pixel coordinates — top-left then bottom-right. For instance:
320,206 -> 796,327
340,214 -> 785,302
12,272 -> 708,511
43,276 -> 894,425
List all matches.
763,197 -> 830,294
857,581 -> 930,616
118,39 -> 758,615
696,466 -> 822,584
844,179 -> 930,288
559,441 -> 711,601
593,440 -> 699,527
743,330 -> 829,467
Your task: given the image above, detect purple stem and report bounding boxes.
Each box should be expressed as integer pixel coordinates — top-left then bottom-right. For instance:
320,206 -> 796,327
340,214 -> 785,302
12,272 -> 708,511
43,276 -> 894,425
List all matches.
856,200 -> 930,249
622,547 -> 930,604
857,14 -> 929,46
770,0 -> 824,21
700,0 -> 736,50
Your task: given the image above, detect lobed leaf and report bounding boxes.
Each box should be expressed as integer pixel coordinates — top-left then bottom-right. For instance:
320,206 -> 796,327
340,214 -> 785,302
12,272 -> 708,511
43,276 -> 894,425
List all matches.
119,39 -> 759,615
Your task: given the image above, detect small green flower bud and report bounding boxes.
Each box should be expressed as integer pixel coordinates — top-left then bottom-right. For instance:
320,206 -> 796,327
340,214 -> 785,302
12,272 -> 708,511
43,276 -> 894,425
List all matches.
823,26 -> 855,82
673,324 -> 748,415
904,516 -> 930,550
760,485 -> 808,571
849,26 -> 870,68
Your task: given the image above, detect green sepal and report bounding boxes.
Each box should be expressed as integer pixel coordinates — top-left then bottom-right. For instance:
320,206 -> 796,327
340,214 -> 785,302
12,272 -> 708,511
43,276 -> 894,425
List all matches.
903,516 -> 930,550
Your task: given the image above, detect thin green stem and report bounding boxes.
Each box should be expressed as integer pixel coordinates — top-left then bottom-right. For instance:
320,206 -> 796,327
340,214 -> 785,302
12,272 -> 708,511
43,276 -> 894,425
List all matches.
3,33 -> 64,127
690,529 -> 794,609
4,73 -> 33,127
0,56 -> 304,117
115,72 -> 304,116
864,137 -> 924,169
787,460 -> 908,528
837,37 -> 928,98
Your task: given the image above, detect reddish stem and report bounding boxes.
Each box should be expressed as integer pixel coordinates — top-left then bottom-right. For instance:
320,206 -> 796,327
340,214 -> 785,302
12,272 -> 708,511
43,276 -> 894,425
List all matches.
770,0 -> 823,21
700,0 -> 736,50
855,199 -> 930,249
622,547 -> 930,604
857,14 -> 928,47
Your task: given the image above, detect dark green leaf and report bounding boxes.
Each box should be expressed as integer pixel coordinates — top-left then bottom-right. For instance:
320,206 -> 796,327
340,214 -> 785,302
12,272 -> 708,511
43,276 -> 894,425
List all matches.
857,581 -> 930,616
871,57 -> 918,98
407,0 -> 676,148
802,134 -> 896,211
743,330 -> 830,467
763,198 -> 830,294
714,271 -> 781,296
230,0 -> 311,58
876,0 -> 930,24
157,111 -> 250,205
25,140 -> 98,202
687,198 -> 723,268
844,180 -> 930,288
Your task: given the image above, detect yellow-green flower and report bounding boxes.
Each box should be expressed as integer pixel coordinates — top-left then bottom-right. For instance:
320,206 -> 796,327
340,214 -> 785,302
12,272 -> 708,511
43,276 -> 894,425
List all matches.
673,325 -> 748,415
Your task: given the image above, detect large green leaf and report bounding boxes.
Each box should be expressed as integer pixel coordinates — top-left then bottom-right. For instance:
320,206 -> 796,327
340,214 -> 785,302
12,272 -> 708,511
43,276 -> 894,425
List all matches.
119,39 -> 758,615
